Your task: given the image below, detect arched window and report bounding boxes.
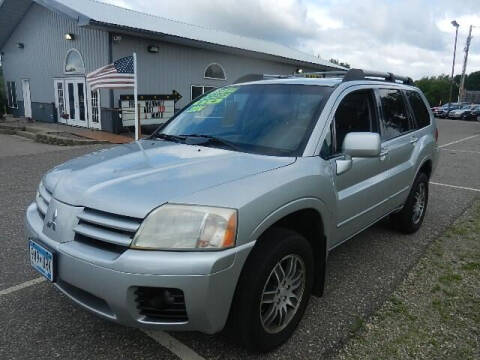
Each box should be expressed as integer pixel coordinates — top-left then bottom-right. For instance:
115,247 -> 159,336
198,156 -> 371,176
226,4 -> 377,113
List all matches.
204,63 -> 226,80
64,49 -> 85,74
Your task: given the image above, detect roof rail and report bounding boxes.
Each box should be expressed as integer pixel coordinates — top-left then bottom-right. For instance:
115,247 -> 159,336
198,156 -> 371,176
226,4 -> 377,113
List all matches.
342,69 -> 414,85
246,68 -> 414,85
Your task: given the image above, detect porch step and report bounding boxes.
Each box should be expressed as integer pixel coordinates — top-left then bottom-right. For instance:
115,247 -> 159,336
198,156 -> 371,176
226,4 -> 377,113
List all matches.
35,133 -> 107,146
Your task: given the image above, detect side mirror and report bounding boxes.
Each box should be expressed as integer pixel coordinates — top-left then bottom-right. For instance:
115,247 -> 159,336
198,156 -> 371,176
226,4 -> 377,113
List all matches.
335,132 -> 381,175
342,132 -> 381,158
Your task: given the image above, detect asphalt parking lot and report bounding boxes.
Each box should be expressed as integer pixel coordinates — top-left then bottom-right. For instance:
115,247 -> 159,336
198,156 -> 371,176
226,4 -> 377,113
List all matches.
1,119 -> 479,360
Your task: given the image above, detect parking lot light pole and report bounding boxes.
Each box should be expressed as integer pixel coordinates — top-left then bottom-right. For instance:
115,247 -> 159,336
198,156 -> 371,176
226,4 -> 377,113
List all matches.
448,20 -> 460,112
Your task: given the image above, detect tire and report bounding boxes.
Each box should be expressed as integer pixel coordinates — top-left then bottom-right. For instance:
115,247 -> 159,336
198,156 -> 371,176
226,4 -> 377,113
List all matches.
228,228 -> 314,352
390,172 -> 429,234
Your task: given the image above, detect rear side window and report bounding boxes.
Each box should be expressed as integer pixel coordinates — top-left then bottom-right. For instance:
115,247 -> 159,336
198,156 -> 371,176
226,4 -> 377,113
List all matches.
406,91 -> 430,129
378,89 -> 412,140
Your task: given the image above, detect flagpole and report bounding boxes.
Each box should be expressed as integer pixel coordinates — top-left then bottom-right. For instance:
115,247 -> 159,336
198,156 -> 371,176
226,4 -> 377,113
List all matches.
133,52 -> 139,141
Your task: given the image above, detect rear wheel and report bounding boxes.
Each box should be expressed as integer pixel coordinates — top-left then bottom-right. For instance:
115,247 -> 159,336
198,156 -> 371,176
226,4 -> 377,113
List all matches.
229,228 -> 314,352
390,172 -> 429,234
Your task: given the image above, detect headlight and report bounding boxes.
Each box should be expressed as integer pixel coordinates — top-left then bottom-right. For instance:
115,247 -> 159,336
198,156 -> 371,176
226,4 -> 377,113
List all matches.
131,204 -> 237,250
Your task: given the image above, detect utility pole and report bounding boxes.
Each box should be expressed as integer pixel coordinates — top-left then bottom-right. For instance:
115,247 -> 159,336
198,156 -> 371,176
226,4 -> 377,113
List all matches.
458,25 -> 473,102
448,21 -> 459,110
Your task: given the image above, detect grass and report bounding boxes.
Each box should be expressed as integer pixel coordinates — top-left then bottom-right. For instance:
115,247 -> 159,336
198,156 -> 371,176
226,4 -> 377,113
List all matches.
335,201 -> 480,360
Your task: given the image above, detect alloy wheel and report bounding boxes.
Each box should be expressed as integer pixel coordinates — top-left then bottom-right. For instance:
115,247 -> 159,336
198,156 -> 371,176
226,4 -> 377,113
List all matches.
259,254 -> 306,334
412,182 -> 426,224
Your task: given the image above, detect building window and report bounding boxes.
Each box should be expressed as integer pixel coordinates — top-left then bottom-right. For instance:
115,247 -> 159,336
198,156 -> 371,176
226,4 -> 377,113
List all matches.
64,49 -> 85,74
191,85 -> 216,100
204,63 -> 226,80
6,81 -> 18,108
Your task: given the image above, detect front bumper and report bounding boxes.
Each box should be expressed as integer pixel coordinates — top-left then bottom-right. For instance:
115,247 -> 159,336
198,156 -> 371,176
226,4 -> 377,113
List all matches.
25,202 -> 254,334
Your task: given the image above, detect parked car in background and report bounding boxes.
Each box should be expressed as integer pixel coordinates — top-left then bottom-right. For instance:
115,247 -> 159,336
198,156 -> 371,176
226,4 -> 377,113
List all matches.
448,104 -> 477,120
432,104 -> 451,118
465,105 -> 480,121
435,103 -> 462,118
26,69 -> 439,352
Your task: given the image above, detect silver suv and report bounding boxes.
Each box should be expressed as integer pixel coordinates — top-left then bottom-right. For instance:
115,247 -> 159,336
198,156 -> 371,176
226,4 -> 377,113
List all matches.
26,69 -> 438,352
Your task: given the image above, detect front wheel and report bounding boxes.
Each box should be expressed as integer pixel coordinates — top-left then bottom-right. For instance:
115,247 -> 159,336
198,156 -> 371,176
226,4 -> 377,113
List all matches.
390,172 -> 429,234
228,228 -> 314,352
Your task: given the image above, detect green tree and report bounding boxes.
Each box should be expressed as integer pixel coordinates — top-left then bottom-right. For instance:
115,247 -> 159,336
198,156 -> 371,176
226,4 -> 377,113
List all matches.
465,71 -> 480,90
329,58 -> 351,69
414,75 -> 458,106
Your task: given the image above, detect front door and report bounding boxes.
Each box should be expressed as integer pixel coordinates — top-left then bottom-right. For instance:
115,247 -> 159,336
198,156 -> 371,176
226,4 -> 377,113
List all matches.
22,79 -> 32,118
64,78 -> 88,127
326,88 -> 390,243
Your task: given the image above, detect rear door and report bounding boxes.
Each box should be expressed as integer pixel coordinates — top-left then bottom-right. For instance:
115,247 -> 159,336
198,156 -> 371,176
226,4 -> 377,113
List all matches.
376,88 -> 417,208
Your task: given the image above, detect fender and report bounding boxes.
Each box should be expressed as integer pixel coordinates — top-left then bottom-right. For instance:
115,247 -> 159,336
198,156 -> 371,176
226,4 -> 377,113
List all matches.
249,197 -> 333,296
249,197 -> 333,246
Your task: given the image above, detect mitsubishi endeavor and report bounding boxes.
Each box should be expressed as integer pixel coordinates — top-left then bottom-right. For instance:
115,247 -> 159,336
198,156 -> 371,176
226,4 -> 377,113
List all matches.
26,69 -> 439,352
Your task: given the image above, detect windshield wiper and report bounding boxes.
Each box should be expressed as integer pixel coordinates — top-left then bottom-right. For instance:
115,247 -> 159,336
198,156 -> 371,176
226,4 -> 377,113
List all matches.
180,134 -> 243,152
152,133 -> 186,143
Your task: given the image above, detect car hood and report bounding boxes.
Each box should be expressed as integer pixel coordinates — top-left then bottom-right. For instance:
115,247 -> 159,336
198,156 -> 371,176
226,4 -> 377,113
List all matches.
44,140 -> 295,218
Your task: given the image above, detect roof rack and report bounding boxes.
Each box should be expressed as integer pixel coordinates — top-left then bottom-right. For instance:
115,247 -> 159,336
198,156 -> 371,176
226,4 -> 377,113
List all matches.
342,69 -> 414,85
262,68 -> 414,85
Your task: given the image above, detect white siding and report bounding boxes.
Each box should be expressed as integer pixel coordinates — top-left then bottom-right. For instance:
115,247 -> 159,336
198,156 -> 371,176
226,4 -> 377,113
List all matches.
112,35 -> 318,109
2,3 -> 109,103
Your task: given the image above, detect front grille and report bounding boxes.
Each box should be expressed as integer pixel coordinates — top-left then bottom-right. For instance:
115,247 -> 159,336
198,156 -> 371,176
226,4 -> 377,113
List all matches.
73,208 -> 141,249
36,182 -> 52,219
135,287 -> 188,323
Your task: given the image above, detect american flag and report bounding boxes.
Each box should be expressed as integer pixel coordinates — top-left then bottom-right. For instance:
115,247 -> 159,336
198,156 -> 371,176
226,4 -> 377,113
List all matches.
86,56 -> 135,91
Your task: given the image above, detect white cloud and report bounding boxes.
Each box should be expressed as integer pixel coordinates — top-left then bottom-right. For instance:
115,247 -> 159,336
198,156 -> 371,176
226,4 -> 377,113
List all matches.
102,0 -> 480,80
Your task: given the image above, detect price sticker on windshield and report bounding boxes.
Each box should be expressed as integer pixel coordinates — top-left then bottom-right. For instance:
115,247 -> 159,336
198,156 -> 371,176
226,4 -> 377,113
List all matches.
187,87 -> 239,113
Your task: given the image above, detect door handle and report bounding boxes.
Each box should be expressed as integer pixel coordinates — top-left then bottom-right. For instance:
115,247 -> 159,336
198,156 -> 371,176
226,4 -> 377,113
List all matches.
379,148 -> 389,161
380,148 -> 389,156
410,136 -> 418,144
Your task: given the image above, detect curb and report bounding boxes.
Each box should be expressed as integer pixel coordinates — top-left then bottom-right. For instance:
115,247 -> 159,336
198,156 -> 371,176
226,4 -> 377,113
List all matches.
0,128 -> 17,135
0,124 -> 108,146
16,130 -> 37,141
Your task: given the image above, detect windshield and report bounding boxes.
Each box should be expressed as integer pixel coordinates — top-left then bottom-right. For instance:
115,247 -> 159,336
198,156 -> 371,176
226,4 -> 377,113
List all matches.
157,84 -> 332,156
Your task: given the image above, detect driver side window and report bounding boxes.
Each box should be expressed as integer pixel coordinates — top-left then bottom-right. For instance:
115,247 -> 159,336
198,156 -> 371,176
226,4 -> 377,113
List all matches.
321,89 -> 379,158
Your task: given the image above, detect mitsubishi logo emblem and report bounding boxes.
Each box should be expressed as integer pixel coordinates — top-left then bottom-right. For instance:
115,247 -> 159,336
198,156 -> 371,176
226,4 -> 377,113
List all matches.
47,208 -> 58,231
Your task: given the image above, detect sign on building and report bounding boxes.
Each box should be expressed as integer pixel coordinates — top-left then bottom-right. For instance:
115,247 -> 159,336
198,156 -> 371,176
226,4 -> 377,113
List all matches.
120,94 -> 178,127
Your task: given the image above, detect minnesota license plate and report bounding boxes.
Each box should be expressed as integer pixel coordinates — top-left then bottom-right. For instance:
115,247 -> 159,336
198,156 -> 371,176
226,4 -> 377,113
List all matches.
29,240 -> 54,282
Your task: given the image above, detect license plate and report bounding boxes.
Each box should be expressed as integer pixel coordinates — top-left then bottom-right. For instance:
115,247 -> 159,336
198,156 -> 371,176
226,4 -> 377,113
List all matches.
29,240 -> 54,282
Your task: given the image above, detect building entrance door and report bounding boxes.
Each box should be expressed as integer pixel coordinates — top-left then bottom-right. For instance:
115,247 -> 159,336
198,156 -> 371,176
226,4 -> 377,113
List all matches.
54,79 -> 66,124
64,78 -> 88,127
22,79 -> 32,118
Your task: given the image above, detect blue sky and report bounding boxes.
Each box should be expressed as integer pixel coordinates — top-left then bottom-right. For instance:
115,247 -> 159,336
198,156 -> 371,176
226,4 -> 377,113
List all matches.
105,0 -> 480,80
